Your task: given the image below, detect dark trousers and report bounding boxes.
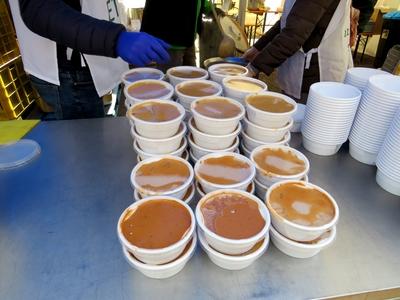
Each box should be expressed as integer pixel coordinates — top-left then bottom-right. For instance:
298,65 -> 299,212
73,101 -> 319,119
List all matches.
30,68 -> 105,120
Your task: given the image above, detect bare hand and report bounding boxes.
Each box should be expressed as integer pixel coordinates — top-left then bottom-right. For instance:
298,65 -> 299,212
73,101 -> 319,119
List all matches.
242,47 -> 260,62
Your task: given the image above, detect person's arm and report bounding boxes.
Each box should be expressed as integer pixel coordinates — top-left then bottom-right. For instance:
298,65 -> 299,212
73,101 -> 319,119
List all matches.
253,20 -> 281,51
252,0 -> 338,75
19,0 -> 124,57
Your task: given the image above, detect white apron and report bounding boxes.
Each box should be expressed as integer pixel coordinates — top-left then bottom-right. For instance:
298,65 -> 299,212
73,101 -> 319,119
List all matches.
277,0 -> 353,99
9,0 -> 128,96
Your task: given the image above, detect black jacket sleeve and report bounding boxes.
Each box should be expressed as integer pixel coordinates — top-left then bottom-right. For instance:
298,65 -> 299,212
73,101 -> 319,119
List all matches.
18,0 -> 125,57
252,0 -> 338,75
352,0 -> 377,31
253,20 -> 280,51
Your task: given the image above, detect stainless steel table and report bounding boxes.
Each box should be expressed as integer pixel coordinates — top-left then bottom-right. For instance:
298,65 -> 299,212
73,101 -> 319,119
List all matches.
1,117 -> 399,300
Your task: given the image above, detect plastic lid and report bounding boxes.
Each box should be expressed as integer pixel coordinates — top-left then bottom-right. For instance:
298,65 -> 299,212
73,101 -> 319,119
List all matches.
0,139 -> 41,170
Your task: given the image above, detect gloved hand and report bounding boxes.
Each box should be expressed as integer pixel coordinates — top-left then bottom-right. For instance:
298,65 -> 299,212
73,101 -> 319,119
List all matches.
116,31 -> 170,66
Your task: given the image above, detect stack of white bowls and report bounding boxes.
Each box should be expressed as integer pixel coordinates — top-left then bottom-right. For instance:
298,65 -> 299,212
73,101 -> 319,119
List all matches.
127,100 -> 189,162
302,82 -> 362,156
344,67 -> 388,92
376,109 -> 400,196
196,189 -> 271,270
188,97 -> 244,163
241,92 -> 296,157
266,181 -> 339,258
349,74 -> 400,165
118,197 -> 197,279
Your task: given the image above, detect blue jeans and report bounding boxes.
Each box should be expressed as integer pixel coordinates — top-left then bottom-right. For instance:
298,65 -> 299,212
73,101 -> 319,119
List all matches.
30,68 -> 105,120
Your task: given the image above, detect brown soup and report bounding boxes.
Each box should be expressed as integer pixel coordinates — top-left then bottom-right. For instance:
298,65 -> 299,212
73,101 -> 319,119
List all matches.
177,82 -> 220,97
201,192 -> 265,239
124,71 -> 162,83
121,199 -> 191,249
253,148 -> 306,176
269,182 -> 335,227
247,94 -> 294,113
130,101 -> 180,122
128,81 -> 170,100
213,66 -> 246,76
193,98 -> 242,119
197,155 -> 252,185
170,69 -> 205,78
225,79 -> 264,92
136,158 -> 190,192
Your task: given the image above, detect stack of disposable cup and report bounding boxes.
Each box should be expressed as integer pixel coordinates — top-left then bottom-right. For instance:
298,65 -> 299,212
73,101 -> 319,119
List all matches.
302,82 -> 361,156
344,67 -> 388,92
376,109 -> 400,196
349,74 -> 400,165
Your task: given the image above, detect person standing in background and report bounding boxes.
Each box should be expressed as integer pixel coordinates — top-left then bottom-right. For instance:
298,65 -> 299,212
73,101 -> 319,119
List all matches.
140,0 -> 210,71
243,0 -> 368,103
10,0 -> 170,120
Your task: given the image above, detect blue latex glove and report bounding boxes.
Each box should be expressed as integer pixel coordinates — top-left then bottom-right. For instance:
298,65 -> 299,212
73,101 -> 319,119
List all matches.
116,31 -> 170,66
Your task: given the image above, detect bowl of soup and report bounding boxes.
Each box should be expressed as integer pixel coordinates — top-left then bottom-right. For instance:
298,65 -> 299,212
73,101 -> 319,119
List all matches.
245,92 -> 297,128
241,130 -> 291,152
127,100 -> 185,139
124,79 -> 174,105
167,66 -> 209,86
196,180 -> 255,198
208,63 -> 248,84
222,76 -> 267,104
175,80 -> 222,110
194,152 -> 255,193
134,182 -> 195,205
266,181 -> 339,242
189,133 -> 239,160
191,96 -> 245,135
118,196 -> 195,265
243,117 -> 293,143
251,145 -> 309,186
134,137 -> 188,161
130,155 -> 194,199
195,189 -> 270,255
121,68 -> 164,86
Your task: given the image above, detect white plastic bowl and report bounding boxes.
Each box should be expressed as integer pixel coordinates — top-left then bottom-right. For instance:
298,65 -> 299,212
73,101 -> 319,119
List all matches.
196,180 -> 255,198
137,149 -> 189,163
242,130 -> 291,152
208,63 -> 249,84
243,117 -> 293,143
349,141 -> 377,165
195,152 -> 256,193
127,100 -> 185,139
121,68 -> 164,86
130,155 -> 194,199
134,137 -> 188,161
189,133 -> 239,160
240,141 -> 252,158
270,225 -> 336,258
198,229 -> 269,270
175,80 -> 223,110
222,76 -> 268,104
124,80 -> 174,105
266,180 -> 339,242
245,92 -> 297,128
134,182 -> 195,204
131,122 -> 186,155
122,231 -> 197,279
191,96 -> 245,135
195,189 -> 271,255
376,169 -> 400,196
117,196 -> 195,265
251,145 -> 310,187
189,118 -> 241,150
167,66 -> 209,86
302,136 -> 342,156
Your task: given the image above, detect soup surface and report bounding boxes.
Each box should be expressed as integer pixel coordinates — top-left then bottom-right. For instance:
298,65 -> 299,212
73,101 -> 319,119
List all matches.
130,101 -> 180,122
247,94 -> 294,113
121,199 -> 191,249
